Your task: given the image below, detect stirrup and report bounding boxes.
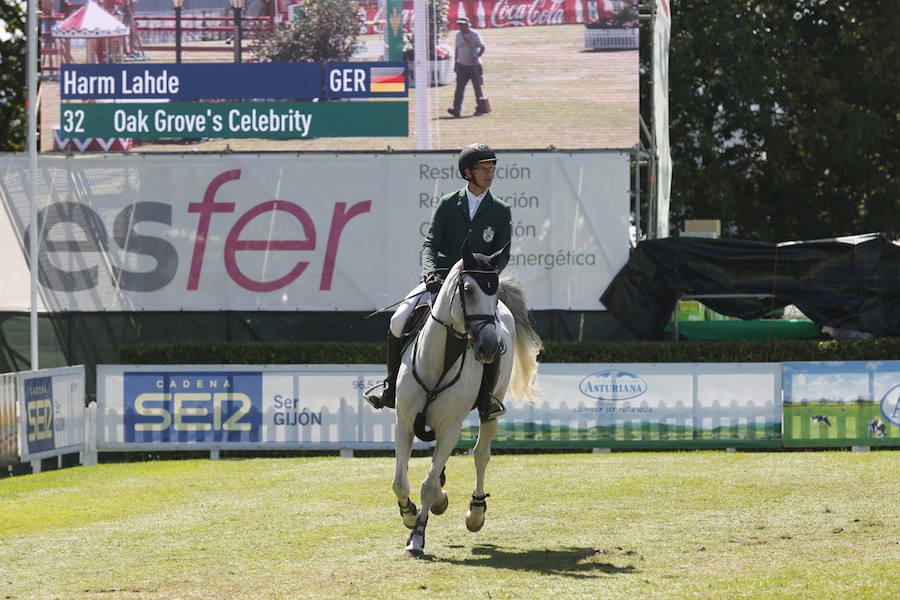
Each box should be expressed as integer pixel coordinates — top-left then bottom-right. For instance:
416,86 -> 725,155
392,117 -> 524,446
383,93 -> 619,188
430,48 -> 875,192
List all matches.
482,396 -> 506,421
364,380 -> 392,409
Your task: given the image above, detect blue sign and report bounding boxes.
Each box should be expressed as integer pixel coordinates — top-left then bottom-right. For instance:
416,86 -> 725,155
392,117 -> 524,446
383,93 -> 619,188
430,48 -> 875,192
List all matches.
325,62 -> 408,99
24,376 -> 55,454
124,372 -> 262,443
60,63 -> 324,100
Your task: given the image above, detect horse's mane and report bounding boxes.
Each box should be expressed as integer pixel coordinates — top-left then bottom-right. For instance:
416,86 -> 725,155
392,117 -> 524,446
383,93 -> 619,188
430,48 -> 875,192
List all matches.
498,273 -> 543,403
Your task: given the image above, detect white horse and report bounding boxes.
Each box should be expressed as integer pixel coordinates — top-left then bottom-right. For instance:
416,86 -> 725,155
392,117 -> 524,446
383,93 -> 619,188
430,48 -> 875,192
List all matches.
392,242 -> 542,558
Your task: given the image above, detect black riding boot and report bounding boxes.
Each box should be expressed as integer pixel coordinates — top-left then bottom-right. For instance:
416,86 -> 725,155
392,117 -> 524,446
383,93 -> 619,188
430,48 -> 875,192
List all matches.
365,333 -> 403,409
476,358 -> 505,421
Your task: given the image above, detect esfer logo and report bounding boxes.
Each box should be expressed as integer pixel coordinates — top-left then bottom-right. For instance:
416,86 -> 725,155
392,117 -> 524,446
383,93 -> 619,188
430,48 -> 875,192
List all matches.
124,372 -> 262,443
26,169 -> 371,296
579,369 -> 647,401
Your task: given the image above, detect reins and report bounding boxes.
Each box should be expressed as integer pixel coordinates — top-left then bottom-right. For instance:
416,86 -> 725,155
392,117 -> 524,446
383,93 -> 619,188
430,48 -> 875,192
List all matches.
363,290 -> 424,320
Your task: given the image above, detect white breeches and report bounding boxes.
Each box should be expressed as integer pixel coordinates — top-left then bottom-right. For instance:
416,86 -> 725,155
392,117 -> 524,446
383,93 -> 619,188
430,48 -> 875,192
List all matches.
389,281 -> 503,338
389,282 -> 432,338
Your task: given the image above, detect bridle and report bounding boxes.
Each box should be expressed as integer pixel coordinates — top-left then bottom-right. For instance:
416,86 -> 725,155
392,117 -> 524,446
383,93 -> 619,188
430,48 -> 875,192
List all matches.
429,268 -> 499,348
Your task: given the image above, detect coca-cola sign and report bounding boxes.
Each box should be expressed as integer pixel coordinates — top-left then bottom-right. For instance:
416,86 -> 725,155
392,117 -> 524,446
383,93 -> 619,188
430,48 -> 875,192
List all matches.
356,0 -> 613,34
490,0 -> 566,28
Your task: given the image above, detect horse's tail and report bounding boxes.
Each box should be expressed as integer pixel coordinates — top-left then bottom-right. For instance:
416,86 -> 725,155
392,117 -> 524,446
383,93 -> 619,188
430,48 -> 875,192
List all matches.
499,275 -> 543,404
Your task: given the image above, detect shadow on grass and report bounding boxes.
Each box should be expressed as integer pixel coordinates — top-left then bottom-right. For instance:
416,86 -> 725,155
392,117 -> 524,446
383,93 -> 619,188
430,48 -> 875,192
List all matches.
430,543 -> 640,578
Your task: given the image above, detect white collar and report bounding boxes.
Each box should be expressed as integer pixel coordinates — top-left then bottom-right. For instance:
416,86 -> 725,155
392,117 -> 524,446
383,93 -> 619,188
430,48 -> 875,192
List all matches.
466,186 -> 488,203
465,187 -> 488,218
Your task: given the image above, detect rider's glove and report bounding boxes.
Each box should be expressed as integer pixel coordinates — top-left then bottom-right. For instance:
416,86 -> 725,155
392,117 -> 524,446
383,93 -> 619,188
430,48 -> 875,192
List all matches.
424,272 -> 444,295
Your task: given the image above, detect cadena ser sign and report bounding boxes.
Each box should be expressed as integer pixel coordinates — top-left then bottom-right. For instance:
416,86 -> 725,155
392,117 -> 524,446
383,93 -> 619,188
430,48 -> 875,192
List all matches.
0,152 -> 630,312
97,364 -> 398,450
17,366 -> 86,463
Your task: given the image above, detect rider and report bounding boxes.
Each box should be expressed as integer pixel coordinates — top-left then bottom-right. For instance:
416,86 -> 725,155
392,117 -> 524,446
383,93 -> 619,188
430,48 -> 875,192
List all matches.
365,143 -> 512,419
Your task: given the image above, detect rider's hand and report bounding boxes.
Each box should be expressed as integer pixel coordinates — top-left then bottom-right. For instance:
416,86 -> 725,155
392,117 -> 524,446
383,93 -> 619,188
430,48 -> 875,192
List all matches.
424,272 -> 444,294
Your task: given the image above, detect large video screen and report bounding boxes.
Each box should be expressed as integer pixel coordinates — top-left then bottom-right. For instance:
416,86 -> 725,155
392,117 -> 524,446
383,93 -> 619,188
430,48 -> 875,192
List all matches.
40,0 -> 638,153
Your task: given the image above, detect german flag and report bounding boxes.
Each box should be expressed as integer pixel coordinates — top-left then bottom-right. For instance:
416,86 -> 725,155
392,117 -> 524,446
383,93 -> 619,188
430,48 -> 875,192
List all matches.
371,67 -> 406,93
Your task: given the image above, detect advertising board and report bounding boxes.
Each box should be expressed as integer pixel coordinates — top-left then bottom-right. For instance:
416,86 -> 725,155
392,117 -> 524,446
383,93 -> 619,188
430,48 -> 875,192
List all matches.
474,363 -> 783,449
97,363 -> 783,451
17,366 -> 86,462
0,151 -> 630,312
97,365 -> 400,450
783,361 -> 900,447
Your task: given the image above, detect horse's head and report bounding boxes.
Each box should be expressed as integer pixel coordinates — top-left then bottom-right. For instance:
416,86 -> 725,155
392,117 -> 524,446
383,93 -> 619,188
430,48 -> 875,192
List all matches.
447,240 -> 508,364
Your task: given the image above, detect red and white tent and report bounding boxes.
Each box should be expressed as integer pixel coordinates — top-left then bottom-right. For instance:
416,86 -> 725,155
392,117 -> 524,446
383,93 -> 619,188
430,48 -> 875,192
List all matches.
52,0 -> 129,39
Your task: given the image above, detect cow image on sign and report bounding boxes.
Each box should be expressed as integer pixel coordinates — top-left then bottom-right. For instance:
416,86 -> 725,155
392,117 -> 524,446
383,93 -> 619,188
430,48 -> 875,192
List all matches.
868,418 -> 886,441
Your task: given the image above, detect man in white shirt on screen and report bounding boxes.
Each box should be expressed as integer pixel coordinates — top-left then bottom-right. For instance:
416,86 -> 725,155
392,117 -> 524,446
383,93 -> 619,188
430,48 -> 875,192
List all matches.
447,17 -> 487,118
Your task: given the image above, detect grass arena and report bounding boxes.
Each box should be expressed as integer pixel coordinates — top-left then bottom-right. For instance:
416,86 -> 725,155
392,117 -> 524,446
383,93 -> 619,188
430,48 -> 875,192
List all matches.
2,451 -> 898,599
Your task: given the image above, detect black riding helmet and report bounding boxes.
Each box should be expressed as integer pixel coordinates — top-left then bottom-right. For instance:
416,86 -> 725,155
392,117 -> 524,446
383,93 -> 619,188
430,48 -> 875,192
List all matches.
458,143 -> 497,180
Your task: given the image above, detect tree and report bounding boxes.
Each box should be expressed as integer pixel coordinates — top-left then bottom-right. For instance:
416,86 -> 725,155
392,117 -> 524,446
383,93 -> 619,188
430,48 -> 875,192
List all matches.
665,0 -> 900,241
254,0 -> 361,63
1,0 -> 26,151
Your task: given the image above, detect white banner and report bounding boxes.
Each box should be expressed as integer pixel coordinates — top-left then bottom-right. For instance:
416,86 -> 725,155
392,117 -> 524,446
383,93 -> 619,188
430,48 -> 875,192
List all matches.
0,152 -> 629,312
653,0 -> 672,237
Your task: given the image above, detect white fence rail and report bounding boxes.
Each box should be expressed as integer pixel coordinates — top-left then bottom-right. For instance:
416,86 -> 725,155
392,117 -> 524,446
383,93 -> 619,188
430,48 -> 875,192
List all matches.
584,28 -> 639,50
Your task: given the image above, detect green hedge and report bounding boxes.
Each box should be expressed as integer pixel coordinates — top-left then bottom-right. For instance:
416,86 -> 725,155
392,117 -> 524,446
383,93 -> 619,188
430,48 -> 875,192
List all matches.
119,341 -> 384,365
119,337 -> 900,365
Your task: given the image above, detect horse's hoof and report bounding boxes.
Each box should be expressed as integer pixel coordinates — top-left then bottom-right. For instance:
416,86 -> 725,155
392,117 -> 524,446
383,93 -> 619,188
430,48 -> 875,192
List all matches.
430,491 -> 449,515
466,493 -> 488,532
405,531 -> 425,558
399,499 -> 419,530
465,509 -> 485,532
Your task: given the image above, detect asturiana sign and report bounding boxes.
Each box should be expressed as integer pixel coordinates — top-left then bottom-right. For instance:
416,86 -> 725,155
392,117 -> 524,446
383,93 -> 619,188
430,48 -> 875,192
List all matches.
578,369 -> 647,401
881,383 -> 900,427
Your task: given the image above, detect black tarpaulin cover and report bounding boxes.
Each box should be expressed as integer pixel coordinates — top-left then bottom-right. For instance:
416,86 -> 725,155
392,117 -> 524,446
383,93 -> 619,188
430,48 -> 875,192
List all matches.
600,233 -> 900,340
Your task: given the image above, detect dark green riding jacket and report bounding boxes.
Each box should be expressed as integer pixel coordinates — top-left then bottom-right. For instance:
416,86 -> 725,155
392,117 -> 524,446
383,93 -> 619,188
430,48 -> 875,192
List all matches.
420,186 -> 512,279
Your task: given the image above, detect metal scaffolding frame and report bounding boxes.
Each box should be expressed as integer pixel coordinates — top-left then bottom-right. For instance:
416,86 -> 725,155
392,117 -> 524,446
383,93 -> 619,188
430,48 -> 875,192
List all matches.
632,0 -> 663,243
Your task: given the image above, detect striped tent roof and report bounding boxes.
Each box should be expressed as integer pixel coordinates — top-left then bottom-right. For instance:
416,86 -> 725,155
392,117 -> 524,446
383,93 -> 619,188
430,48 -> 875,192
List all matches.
52,1 -> 130,38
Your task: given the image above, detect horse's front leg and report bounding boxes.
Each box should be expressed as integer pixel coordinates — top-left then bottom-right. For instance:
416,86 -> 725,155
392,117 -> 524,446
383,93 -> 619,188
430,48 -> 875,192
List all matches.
393,419 -> 418,530
406,420 -> 462,559
467,416 -> 498,532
